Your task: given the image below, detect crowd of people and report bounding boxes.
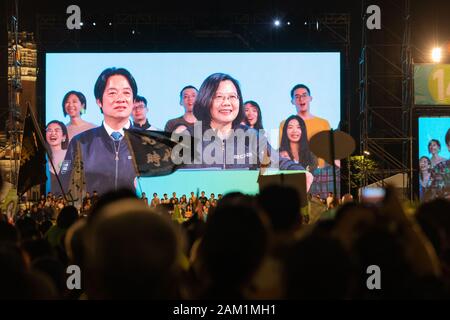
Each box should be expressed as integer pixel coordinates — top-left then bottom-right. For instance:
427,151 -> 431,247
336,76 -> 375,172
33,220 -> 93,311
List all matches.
7,65 -> 448,300
2,182 -> 450,299
144,191 -> 222,221
13,188 -> 343,226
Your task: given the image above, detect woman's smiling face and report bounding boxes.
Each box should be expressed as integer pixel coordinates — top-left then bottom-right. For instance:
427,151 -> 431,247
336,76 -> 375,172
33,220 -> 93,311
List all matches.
46,122 -> 66,148
64,94 -> 84,117
286,118 -> 302,143
210,80 -> 240,127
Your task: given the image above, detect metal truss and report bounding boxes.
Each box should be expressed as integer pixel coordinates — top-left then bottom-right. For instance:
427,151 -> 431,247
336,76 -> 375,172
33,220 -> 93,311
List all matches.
360,0 -> 413,199
6,0 -> 22,188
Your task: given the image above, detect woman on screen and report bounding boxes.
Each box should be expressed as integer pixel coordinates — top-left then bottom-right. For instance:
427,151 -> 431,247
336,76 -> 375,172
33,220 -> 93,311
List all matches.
242,100 -> 264,130
46,120 -> 69,195
428,139 -> 447,168
193,73 -> 245,136
419,156 -> 434,200
190,73 -> 273,169
62,90 -> 96,141
279,115 -> 317,172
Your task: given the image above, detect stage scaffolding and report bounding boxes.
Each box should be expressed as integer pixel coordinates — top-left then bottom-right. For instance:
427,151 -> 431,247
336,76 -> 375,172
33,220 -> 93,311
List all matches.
7,0 -> 22,190
359,0 -> 414,199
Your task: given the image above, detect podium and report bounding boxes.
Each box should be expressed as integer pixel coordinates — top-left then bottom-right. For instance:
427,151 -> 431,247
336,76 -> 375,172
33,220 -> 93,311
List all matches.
257,170 -> 308,206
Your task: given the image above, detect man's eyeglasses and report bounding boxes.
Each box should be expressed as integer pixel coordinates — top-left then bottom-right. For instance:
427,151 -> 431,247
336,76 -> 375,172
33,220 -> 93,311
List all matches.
133,105 -> 147,111
295,93 -> 309,99
214,94 -> 239,103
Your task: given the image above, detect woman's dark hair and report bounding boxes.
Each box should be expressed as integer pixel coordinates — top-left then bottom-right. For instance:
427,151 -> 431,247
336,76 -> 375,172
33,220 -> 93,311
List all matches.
179,85 -> 198,101
62,91 -> 87,117
199,194 -> 267,297
243,100 -> 264,130
134,95 -> 147,106
290,84 -> 311,99
280,115 -> 317,171
428,139 -> 441,153
46,120 -> 69,150
193,73 -> 244,130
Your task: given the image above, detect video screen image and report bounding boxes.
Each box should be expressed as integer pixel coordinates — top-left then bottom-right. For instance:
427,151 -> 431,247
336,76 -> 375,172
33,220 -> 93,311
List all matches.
418,117 -> 450,201
45,52 -> 341,198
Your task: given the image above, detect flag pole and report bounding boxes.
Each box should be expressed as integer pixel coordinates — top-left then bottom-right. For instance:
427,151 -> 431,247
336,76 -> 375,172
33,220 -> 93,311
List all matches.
26,102 -> 68,202
123,130 -> 142,199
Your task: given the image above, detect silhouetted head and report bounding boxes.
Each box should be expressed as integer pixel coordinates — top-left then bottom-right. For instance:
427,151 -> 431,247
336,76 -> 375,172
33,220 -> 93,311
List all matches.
258,185 -> 302,232
84,198 -> 181,299
199,194 -> 267,298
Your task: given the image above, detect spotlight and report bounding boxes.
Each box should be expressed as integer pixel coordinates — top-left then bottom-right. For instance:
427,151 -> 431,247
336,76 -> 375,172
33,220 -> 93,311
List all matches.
432,47 -> 442,63
92,22 -> 96,26
80,22 -> 84,26
287,21 -> 291,26
274,19 -> 281,27
304,21 -> 307,26
109,22 -> 112,26
132,30 -> 135,35
363,150 -> 371,156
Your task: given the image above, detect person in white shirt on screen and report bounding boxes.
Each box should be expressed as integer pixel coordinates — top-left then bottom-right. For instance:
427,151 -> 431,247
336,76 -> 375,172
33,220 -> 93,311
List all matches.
62,90 -> 96,141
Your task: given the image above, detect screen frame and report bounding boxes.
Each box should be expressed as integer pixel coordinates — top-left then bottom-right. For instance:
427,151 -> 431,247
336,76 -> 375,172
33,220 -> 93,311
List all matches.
414,108 -> 450,200
38,49 -> 346,197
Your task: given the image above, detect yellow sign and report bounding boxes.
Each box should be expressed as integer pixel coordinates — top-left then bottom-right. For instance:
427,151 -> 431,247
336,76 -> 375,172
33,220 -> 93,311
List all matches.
428,64 -> 450,104
415,64 -> 450,105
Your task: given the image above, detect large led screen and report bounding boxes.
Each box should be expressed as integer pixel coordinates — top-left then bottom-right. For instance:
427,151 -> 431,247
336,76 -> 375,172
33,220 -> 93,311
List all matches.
45,52 -> 341,198
418,117 -> 450,201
